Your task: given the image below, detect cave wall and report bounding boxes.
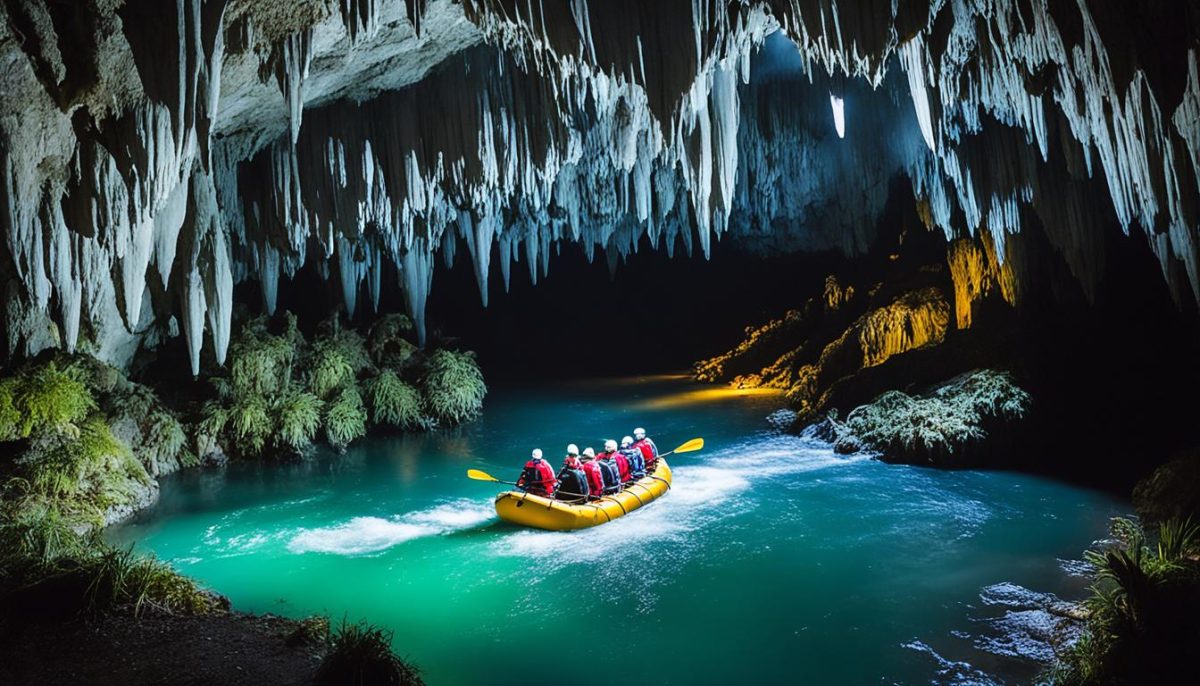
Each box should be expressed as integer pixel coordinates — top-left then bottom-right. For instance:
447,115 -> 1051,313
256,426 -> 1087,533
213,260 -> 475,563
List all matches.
0,0 -> 1197,373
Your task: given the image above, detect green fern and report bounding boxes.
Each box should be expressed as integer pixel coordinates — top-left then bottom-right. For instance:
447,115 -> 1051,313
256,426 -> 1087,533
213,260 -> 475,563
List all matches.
14,361 -> 95,438
228,395 -> 272,456
421,350 -> 486,426
325,386 -> 367,449
276,391 -> 323,450
309,343 -> 355,399
369,370 -> 422,428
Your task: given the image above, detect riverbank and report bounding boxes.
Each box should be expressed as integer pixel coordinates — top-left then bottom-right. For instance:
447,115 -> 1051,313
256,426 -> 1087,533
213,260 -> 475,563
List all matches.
0,612 -> 323,685
0,309 -> 481,685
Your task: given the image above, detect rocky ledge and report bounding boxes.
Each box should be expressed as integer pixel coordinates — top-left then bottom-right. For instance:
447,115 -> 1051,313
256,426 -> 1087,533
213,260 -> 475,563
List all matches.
812,369 -> 1032,467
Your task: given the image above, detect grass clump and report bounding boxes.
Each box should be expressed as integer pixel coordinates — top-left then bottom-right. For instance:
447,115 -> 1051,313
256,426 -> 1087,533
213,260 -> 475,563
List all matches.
1050,517 -> 1200,685
421,350 -> 486,426
315,619 -> 424,686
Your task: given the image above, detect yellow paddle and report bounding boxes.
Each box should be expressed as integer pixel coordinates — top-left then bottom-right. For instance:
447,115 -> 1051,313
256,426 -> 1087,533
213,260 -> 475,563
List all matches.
467,469 -> 512,484
659,437 -> 704,457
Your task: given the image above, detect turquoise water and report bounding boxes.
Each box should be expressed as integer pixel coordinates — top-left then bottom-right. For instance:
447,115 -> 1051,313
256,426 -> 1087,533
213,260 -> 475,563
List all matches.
109,377 -> 1125,684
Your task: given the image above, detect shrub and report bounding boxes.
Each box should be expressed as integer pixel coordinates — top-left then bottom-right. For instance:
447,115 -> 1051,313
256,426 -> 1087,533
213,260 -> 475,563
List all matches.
196,401 -> 229,456
142,410 -> 192,476
370,370 -> 422,428
315,619 -> 424,686
228,318 -> 298,398
309,343 -> 356,400
325,387 -> 367,449
228,395 -> 272,456
421,350 -> 486,425
1051,517 -> 1200,684
13,362 -> 95,438
276,391 -> 323,451
26,417 -> 144,501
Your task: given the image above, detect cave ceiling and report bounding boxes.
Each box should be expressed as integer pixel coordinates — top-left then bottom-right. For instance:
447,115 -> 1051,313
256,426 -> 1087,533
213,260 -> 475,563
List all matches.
0,0 -> 1197,371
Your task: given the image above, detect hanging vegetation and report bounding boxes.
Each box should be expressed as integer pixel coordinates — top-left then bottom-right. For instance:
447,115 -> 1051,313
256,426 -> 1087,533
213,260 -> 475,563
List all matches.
196,311 -> 486,459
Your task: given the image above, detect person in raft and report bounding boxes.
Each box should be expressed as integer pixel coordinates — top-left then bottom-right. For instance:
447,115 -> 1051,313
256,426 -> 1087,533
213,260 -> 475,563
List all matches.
601,439 -> 631,483
580,447 -> 605,500
554,445 -> 590,503
595,440 -> 623,495
619,436 -> 646,479
633,427 -> 659,470
516,449 -> 557,497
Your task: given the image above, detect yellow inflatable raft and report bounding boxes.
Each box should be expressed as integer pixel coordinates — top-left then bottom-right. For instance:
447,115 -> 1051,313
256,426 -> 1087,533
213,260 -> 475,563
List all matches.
494,459 -> 673,531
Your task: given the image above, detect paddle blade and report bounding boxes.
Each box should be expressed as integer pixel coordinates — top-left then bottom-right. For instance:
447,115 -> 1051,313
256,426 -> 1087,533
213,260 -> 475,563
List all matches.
467,469 -> 500,482
672,438 -> 705,454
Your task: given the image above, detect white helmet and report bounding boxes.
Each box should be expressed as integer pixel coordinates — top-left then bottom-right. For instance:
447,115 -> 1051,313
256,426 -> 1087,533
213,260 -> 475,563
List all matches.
634,427 -> 646,440
621,436 -> 634,448
604,439 -> 618,452
582,447 -> 596,458
531,448 -> 543,460
566,444 -> 580,456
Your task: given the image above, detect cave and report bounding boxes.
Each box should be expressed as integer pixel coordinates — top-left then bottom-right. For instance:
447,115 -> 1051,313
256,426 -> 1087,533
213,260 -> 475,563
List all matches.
2,1 -> 1199,684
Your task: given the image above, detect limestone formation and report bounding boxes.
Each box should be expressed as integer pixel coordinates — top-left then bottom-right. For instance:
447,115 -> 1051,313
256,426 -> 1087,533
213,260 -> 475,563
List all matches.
0,0 -> 1196,373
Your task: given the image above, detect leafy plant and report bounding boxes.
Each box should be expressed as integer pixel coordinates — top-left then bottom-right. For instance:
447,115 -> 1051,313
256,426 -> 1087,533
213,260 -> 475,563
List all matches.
142,410 -> 192,475
1156,516 -> 1199,563
325,387 -> 367,450
370,370 -> 422,428
276,391 -> 323,451
228,318 -> 298,398
13,362 -> 95,438
309,343 -> 356,400
421,350 -> 486,425
228,395 -> 272,456
315,618 -> 424,686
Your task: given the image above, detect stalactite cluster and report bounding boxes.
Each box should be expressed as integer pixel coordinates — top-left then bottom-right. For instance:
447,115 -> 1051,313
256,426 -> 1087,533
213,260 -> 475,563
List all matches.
0,0 -> 1196,372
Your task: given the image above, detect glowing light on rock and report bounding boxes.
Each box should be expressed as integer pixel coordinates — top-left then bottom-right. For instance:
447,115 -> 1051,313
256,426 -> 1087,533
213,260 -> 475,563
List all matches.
830,94 -> 846,139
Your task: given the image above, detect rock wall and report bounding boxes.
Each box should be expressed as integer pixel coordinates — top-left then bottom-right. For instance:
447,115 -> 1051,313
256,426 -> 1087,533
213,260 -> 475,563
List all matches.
1,0 -> 1196,372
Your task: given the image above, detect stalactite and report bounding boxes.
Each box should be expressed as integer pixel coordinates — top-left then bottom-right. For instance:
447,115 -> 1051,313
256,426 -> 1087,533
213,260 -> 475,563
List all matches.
0,0 -> 1197,371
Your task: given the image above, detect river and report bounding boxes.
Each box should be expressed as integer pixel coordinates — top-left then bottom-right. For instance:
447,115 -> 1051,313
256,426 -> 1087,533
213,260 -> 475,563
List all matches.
108,376 -> 1125,684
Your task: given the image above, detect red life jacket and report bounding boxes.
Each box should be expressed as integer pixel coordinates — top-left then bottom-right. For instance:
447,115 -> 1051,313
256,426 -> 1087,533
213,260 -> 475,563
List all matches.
608,451 -> 631,482
634,439 -> 656,465
518,458 -> 557,495
581,461 -> 604,497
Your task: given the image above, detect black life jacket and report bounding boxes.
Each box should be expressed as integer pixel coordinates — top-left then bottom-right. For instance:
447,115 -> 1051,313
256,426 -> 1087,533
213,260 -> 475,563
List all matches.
620,447 -> 646,478
598,459 -> 620,493
556,467 -> 589,501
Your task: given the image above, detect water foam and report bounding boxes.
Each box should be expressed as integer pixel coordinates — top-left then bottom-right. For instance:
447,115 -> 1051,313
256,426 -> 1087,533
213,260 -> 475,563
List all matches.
288,499 -> 495,555
492,436 -> 866,570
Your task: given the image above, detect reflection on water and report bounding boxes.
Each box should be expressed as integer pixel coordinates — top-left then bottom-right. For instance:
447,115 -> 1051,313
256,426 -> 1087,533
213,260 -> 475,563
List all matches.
109,377 -> 1125,686
629,385 -> 783,410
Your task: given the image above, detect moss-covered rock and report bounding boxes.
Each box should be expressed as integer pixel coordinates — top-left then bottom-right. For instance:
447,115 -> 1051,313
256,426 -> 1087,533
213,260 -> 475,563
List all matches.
831,369 -> 1031,466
